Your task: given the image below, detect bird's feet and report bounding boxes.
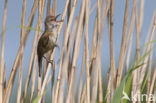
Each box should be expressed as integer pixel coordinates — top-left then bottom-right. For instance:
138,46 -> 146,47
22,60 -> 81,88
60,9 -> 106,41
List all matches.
43,56 -> 54,66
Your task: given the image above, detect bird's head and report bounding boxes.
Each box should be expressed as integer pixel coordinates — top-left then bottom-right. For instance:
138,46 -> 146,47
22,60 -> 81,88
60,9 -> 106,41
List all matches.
45,14 -> 63,32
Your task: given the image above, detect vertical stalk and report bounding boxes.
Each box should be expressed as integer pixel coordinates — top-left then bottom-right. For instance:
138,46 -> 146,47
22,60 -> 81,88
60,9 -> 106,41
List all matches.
30,54 -> 37,102
47,0 -> 51,16
116,0 -> 129,87
3,0 -> 37,101
66,1 -> 85,102
17,0 -> 26,102
84,0 -> 90,102
22,0 -> 38,101
0,0 -> 8,102
109,0 -> 116,90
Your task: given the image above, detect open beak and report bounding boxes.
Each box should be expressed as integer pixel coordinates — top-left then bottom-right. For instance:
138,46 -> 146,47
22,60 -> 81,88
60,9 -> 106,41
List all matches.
54,14 -> 64,22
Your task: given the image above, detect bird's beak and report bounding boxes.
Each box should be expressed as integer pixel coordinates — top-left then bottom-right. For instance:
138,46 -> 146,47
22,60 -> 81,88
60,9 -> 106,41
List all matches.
55,14 -> 61,19
54,14 -> 64,22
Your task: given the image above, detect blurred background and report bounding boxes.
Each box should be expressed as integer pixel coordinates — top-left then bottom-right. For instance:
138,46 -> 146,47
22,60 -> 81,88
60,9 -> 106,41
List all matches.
0,0 -> 156,102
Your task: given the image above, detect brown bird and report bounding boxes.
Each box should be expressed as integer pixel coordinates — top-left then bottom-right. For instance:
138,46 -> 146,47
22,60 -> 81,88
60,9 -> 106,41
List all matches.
37,14 -> 63,76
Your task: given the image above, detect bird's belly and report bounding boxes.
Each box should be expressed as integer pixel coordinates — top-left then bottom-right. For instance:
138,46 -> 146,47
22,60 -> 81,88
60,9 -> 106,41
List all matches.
46,35 -> 56,51
48,35 -> 56,46
49,35 -> 56,42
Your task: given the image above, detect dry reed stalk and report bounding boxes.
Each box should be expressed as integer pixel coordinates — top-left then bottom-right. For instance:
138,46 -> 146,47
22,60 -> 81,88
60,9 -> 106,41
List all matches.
17,0 -> 38,98
56,25 -> 68,103
17,51 -> 23,103
6,66 -> 17,103
147,44 -> 153,94
97,0 -> 111,101
0,0 -> 8,102
22,0 -> 38,47
37,0 -> 46,98
66,0 -> 72,84
78,47 -> 86,103
66,1 -> 85,103
80,14 -> 97,103
132,11 -> 155,103
124,3 -> 136,99
91,15 -> 99,103
139,12 -> 156,89
5,86 -> 12,103
35,0 -> 70,102
5,52 -> 21,102
109,0 -> 116,91
3,64 -> 6,90
84,0 -> 90,102
91,0 -> 102,102
116,0 -> 129,87
46,58 -> 60,86
90,16 -> 97,74
145,15 -> 156,96
56,0 -> 70,40
89,16 -> 97,102
105,8 -> 114,103
53,0 -> 78,103
46,0 -> 51,16
101,0 -> 110,32
23,0 -> 38,100
23,27 -> 39,102
17,0 -> 27,102
126,32 -> 133,71
37,59 -> 56,103
137,10 -> 155,99
3,0 -> 37,101
51,53 -> 55,103
134,1 -> 144,98
98,62 -> 103,102
51,0 -> 57,16
106,67 -> 114,103
30,54 -> 37,102
58,19 -> 77,103
97,0 -> 105,102
41,0 -> 46,13
101,1 -> 111,100
125,0 -> 136,71
58,31 -> 71,103
75,24 -> 85,103
147,66 -> 156,103
80,84 -> 86,103
91,0 -> 103,102
91,0 -> 110,102
135,1 -> 140,61
106,10 -> 112,102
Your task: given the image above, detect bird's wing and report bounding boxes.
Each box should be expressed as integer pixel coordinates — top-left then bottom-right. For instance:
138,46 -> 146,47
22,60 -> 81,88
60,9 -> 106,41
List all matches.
41,32 -> 49,47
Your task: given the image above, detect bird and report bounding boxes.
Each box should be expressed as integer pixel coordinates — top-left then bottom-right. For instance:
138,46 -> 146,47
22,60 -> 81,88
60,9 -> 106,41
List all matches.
37,14 -> 63,76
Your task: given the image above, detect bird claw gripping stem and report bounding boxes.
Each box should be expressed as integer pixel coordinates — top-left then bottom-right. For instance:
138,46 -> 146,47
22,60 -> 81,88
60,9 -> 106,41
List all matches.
43,55 -> 54,66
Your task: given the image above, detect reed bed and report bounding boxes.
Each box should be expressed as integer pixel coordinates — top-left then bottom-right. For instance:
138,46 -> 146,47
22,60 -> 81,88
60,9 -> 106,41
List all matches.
0,0 -> 156,103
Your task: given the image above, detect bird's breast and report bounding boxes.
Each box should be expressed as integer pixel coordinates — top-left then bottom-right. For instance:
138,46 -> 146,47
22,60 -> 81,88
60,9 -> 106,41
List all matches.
49,34 -> 56,43
48,33 -> 57,48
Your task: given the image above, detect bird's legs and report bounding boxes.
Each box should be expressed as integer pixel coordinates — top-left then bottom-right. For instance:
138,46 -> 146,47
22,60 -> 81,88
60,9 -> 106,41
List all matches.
43,55 -> 54,66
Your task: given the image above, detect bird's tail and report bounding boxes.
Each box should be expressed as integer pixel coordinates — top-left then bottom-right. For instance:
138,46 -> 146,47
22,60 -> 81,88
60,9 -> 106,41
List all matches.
38,56 -> 42,95
38,57 -> 42,77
